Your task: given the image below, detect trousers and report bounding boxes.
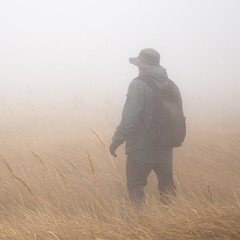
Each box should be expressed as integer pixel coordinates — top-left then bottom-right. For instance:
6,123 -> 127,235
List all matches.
126,149 -> 176,206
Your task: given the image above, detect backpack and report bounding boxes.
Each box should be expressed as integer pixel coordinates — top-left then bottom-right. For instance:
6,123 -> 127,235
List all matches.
138,75 -> 186,148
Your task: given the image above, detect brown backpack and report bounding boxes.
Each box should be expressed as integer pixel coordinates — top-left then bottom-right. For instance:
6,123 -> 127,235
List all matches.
138,75 -> 186,148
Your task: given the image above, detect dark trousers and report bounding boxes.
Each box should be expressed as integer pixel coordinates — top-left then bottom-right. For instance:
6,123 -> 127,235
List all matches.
126,153 -> 176,206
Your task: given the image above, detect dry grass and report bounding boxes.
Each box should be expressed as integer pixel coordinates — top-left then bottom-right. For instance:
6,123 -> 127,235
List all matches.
0,115 -> 240,240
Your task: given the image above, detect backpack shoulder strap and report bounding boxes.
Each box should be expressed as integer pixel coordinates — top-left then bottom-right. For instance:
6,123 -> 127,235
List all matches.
137,75 -> 183,111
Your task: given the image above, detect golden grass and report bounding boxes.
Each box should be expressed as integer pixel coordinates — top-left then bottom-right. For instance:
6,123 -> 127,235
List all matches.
0,155 -> 34,196
0,117 -> 239,239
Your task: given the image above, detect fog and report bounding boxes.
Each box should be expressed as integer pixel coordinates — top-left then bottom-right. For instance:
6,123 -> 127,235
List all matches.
1,0 -> 240,130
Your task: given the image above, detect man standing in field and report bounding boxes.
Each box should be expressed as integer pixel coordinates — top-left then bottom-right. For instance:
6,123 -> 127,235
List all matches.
109,48 -> 185,207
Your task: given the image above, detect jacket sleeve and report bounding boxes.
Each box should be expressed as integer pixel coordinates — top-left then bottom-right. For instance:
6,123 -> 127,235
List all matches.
112,79 -> 145,144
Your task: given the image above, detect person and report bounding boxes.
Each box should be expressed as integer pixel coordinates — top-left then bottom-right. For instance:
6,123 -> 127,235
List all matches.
109,48 -> 184,207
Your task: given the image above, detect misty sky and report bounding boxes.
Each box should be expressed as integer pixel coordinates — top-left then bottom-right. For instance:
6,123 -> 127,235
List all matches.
1,0 -> 240,118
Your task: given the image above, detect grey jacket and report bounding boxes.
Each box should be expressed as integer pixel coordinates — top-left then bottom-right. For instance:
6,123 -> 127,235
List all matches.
112,66 -> 182,160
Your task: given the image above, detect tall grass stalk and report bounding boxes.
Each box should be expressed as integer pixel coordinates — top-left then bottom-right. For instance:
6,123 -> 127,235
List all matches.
0,155 -> 33,196
87,150 -> 96,185
90,127 -> 116,169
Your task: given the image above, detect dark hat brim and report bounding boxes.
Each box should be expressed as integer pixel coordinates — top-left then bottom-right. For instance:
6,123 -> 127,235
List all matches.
129,57 -> 153,68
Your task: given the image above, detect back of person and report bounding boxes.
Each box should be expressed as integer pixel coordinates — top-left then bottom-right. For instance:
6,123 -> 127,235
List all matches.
137,75 -> 186,149
123,65 -> 171,155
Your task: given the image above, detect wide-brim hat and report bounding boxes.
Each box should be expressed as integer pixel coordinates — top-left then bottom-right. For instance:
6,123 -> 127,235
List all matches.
129,48 -> 160,68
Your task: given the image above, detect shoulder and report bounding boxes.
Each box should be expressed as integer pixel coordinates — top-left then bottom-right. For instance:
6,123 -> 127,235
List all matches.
129,77 -> 149,91
126,77 -> 150,98
131,77 -> 146,86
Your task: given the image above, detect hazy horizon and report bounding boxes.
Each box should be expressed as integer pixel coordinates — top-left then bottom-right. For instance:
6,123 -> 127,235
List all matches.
1,0 -> 240,125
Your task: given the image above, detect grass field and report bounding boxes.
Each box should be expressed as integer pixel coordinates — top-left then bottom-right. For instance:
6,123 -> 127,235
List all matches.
0,111 -> 240,239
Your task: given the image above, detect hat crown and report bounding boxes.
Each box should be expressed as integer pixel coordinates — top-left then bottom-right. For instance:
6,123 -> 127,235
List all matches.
138,48 -> 160,66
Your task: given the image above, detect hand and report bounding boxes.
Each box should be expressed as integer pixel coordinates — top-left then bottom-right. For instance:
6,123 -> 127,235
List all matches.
109,142 -> 118,157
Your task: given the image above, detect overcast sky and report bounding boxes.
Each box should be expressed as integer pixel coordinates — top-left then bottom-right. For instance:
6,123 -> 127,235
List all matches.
0,0 -> 240,119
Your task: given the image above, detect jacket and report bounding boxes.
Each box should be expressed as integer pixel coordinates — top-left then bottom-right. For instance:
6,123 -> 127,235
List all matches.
112,65 -> 182,161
